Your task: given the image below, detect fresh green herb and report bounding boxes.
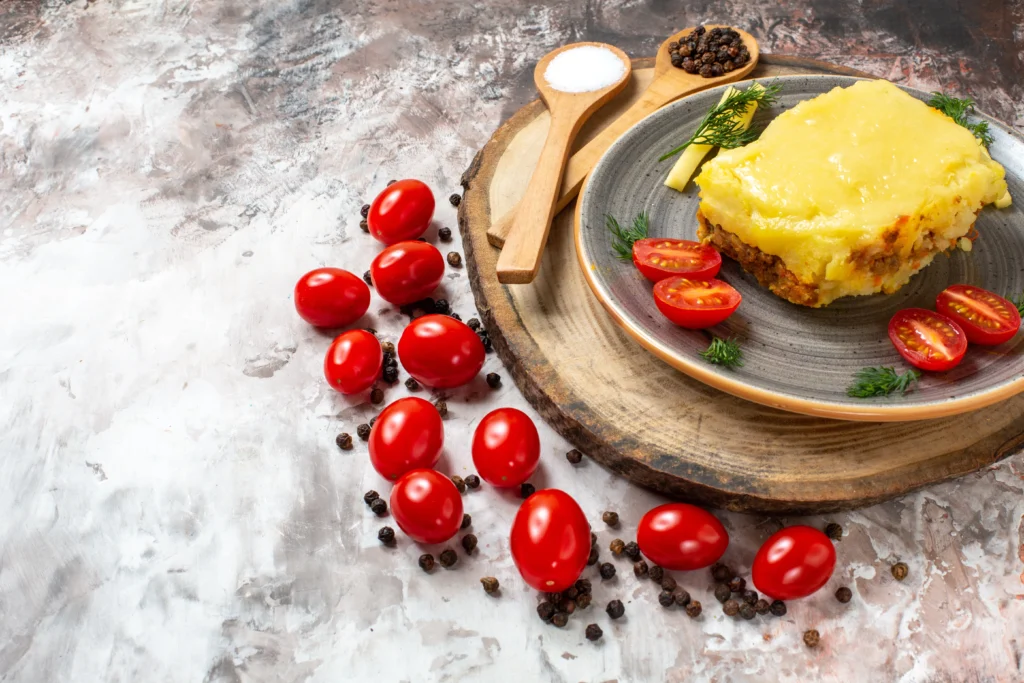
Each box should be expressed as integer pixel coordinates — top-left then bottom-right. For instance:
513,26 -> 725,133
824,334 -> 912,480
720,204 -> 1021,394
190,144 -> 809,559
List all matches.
699,337 -> 744,368
927,92 -> 994,147
605,211 -> 649,260
1011,290 -> 1024,317
847,367 -> 920,398
659,82 -> 782,161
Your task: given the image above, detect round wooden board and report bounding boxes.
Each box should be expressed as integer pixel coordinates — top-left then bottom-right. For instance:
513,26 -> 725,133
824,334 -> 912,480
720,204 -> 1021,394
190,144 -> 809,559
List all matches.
459,55 -> 1024,514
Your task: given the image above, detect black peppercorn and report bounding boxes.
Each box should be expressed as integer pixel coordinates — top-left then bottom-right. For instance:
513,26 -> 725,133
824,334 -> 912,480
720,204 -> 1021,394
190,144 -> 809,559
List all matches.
480,576 -> 499,594
369,498 -> 387,516
701,51 -> 715,64
550,612 -> 568,628
769,600 -> 787,617
465,474 -> 480,490
649,565 -> 664,583
363,490 -> 379,506
585,623 -> 602,641
369,416 -> 377,427
418,553 -> 435,572
739,602 -> 755,620
658,590 -> 674,608
694,25 -> 705,36
710,63 -> 724,77
602,511 -> 619,527
451,475 -> 466,493
450,312 -> 462,322
360,219 -> 369,233
382,354 -> 398,369
461,513 -> 472,529
754,599 -> 770,615
466,317 -> 481,330
714,584 -> 731,603
434,400 -> 447,418
575,578 -> 592,595
685,601 -> 702,618
679,43 -> 692,57
537,601 -> 555,622
723,599 -> 740,616
699,64 -> 713,78
360,203 -> 370,218
356,424 -> 371,441
486,372 -> 501,388
379,341 -> 394,355
727,576 -> 746,593
478,333 -> 492,352
673,588 -> 691,607
335,433 -> 353,450
609,539 -> 625,556
438,227 -> 452,241
825,522 -> 843,541
382,366 -> 398,383
378,526 -> 395,545
591,531 -> 597,546
386,179 -> 397,186
892,562 -> 909,581
723,60 -> 735,73
623,542 -> 639,560
711,563 -> 734,583
587,546 -> 599,566
566,449 -> 583,464
520,482 -> 535,498
434,299 -> 450,315
461,534 -> 477,554
404,377 -> 420,391
447,252 -> 462,268
606,599 -> 625,619
670,54 -> 683,68
804,629 -> 820,648
439,548 -> 458,568
449,193 -> 462,207
633,560 -> 648,578
681,58 -> 697,73
370,387 -> 384,405
835,587 -> 853,603
576,593 -> 592,609
363,270 -> 372,286
563,586 -> 579,601
741,590 -> 758,605
599,563 -> 616,580
660,576 -> 677,592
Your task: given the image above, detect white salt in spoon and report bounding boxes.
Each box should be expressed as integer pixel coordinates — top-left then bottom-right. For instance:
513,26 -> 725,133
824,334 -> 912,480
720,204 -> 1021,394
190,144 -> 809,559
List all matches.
496,42 -> 631,284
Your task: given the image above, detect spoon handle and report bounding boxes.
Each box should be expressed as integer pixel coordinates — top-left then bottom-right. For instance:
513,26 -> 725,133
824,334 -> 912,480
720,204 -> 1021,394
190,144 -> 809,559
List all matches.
496,109 -> 580,284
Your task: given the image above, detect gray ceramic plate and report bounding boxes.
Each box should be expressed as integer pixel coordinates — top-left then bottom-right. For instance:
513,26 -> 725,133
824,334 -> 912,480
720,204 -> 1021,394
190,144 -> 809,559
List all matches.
576,75 -> 1024,421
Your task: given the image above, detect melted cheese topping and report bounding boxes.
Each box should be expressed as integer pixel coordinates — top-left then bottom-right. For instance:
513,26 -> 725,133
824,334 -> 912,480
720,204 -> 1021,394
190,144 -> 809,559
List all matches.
696,80 -> 1008,290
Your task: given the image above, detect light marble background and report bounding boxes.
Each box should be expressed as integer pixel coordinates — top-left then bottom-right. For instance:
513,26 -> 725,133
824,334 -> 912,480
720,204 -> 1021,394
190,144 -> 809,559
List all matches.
2,1 -> 1023,682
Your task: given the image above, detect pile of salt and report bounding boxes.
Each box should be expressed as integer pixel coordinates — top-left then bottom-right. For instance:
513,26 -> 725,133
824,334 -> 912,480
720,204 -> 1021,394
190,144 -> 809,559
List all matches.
543,46 -> 627,93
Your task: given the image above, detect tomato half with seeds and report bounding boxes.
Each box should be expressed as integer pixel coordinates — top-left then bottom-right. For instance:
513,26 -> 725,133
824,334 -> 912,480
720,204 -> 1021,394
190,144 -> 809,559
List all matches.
888,308 -> 967,372
632,238 -> 722,282
936,284 -> 1021,346
324,329 -> 382,394
367,179 -> 435,244
653,277 -> 741,329
371,241 -> 445,307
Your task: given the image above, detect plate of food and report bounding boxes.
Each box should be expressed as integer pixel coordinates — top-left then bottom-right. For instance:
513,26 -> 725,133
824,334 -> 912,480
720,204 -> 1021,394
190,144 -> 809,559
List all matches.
575,75 -> 1024,421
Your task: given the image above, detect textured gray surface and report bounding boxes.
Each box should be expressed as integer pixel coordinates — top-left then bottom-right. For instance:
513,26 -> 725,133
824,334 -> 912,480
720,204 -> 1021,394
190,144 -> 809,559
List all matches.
1,1 -> 1024,682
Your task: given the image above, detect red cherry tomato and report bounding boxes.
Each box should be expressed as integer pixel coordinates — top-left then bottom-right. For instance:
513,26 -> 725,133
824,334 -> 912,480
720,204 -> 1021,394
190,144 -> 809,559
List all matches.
510,489 -> 590,592
323,330 -> 382,394
653,277 -> 741,329
471,408 -> 540,488
752,525 -> 836,600
633,238 -> 722,282
936,284 -> 1021,346
636,503 -> 729,571
370,241 -> 445,307
294,268 -> 369,328
367,179 -> 435,244
390,469 -> 463,544
368,397 -> 444,480
398,314 -> 485,388
888,308 -> 967,372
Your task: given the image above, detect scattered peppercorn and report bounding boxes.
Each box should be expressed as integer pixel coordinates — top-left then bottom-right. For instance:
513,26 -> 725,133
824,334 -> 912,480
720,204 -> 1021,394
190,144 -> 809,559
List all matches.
585,623 -> 603,641
825,522 -> 843,541
369,498 -> 387,516
370,387 -> 384,404
602,511 -> 619,527
660,576 -> 677,592
465,474 -> 481,490
537,601 -> 555,622
587,546 -> 599,566
520,482 -> 535,498
356,424 -> 371,441
741,590 -> 758,606
382,365 -> 399,383
363,490 -> 379,506
754,599 -> 770,615
685,601 -> 702,618
599,563 -> 616,580
711,563 -> 735,584
658,591 -> 675,608
448,193 -> 462,207
377,340 -> 393,355
609,539 -> 625,556
476,576 -> 499,595
418,553 -> 435,572
576,593 -> 592,609
551,612 -> 569,628
727,576 -> 745,593
439,548 -> 458,568
461,534 -> 477,554
377,526 -> 395,545
387,179 -> 397,186
566,449 -> 583,464
486,372 -> 501,388
649,565 -> 664,583
673,588 -> 691,607
451,475 -> 466,493
403,377 -> 419,391
478,333 -> 492,352
623,542 -> 639,560
461,513 -> 472,529
438,227 -> 452,242
450,312 -> 463,322
363,270 -> 372,286
364,328 -> 377,337
563,585 -> 579,600
560,598 -> 576,615
434,400 -> 447,417
803,629 -> 820,648
739,603 -> 755,620
723,599 -> 740,616
835,587 -> 853,603
769,600 -> 787,617
575,578 -> 592,595
892,562 -> 909,581
335,433 -> 353,450
714,584 -> 731,604
360,219 -> 369,233
467,317 -> 481,330
633,560 -> 649,578
447,252 -> 463,268
368,416 -> 377,427
382,353 -> 398,369
606,599 -> 625,619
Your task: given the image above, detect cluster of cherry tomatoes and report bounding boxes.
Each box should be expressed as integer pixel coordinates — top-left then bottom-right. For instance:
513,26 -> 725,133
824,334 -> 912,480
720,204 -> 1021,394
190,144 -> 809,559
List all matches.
631,237 -> 741,329
889,284 -> 1021,372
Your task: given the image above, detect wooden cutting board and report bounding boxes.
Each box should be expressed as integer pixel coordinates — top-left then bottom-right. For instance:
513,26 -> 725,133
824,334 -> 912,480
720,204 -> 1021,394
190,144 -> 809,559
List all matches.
458,54 -> 1024,514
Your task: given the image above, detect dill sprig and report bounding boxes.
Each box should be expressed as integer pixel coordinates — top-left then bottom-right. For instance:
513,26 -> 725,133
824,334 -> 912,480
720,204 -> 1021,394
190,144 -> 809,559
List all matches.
928,92 -> 994,147
699,337 -> 744,368
1011,290 -> 1024,317
847,367 -> 921,398
605,212 -> 649,260
659,81 -> 782,161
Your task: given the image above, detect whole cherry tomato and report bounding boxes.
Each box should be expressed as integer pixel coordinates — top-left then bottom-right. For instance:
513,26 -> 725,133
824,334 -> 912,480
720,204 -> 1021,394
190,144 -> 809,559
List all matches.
752,525 -> 836,600
390,469 -> 463,544
510,489 -> 590,592
294,268 -> 370,328
888,308 -> 967,372
936,284 -> 1021,346
370,241 -> 445,306
367,179 -> 435,244
368,397 -> 444,480
636,503 -> 729,571
471,408 -> 540,488
398,314 -> 485,388
323,330 -> 382,394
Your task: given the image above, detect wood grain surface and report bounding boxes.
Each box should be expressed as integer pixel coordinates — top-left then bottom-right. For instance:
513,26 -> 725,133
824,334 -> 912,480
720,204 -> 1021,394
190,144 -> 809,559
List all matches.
460,55 -> 1024,514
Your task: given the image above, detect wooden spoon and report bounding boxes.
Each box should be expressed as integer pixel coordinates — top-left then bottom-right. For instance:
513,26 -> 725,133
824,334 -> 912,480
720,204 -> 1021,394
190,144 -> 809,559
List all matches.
495,42 -> 631,284
487,26 -> 760,249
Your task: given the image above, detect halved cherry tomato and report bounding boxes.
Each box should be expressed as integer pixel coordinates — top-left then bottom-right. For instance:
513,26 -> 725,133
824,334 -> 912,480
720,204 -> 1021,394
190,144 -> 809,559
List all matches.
510,489 -> 590,592
888,308 -> 967,372
390,469 -> 463,544
936,284 -> 1021,346
472,408 -> 540,488
294,268 -> 370,328
633,238 -> 722,282
398,314 -> 485,388
752,526 -> 836,600
371,241 -> 445,306
368,179 -> 435,244
368,397 -> 444,480
653,277 -> 741,329
637,503 -> 729,571
324,330 -> 382,394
